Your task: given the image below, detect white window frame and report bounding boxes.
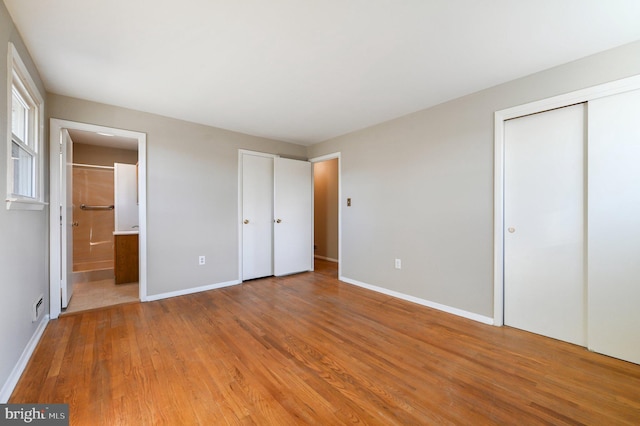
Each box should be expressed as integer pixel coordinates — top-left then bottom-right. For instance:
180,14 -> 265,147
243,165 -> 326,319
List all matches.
6,42 -> 45,210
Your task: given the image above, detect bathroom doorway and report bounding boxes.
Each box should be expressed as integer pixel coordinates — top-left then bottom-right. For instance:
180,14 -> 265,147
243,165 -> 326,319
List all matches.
65,130 -> 139,313
49,119 -> 147,319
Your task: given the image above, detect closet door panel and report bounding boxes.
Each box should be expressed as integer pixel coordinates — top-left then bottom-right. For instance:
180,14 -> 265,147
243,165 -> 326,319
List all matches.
274,158 -> 312,276
504,104 -> 586,346
588,89 -> 640,364
242,154 -> 274,280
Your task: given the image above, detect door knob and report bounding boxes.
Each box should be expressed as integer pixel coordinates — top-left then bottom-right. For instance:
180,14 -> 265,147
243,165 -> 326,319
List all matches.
508,227 -> 515,233
243,219 -> 249,224
275,219 -> 282,224
72,221 -> 79,227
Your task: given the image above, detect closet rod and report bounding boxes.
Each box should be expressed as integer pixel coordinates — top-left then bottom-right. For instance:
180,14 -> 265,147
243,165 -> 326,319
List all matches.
72,162 -> 114,170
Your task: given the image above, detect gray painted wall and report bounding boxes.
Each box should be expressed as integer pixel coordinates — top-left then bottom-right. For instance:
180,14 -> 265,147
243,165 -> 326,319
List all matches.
47,94 -> 307,297
0,1 -> 49,399
308,40 -> 640,318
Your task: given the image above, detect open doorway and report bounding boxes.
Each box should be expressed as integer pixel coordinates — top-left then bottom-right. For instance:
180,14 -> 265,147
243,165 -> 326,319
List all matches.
49,119 -> 147,319
64,130 -> 139,314
311,153 -> 340,278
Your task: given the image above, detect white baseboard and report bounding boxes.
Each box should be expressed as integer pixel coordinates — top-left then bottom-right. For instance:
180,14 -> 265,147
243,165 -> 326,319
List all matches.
314,255 -> 338,263
146,279 -> 241,302
339,276 -> 494,325
0,314 -> 50,403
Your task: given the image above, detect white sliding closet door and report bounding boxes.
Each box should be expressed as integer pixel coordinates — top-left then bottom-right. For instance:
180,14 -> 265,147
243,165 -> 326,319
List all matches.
242,154 -> 274,280
274,158 -> 312,276
504,104 -> 586,346
588,89 -> 640,364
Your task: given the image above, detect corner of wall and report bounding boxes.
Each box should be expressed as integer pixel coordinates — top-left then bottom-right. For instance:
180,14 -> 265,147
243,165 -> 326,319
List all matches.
0,315 -> 49,403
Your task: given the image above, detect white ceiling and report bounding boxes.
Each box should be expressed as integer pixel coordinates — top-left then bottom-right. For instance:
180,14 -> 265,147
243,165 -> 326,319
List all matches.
68,129 -> 138,151
5,1 -> 640,146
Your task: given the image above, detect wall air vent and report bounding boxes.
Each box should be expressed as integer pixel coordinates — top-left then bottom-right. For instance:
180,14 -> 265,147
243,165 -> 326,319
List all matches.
32,294 -> 44,322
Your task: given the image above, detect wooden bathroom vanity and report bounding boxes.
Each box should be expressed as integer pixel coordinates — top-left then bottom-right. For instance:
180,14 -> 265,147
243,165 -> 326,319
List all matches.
114,231 -> 139,284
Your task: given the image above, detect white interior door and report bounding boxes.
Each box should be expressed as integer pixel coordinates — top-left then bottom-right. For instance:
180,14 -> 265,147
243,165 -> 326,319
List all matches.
61,129 -> 74,308
274,157 -> 312,276
504,103 -> 586,346
588,89 -> 640,364
242,153 -> 274,280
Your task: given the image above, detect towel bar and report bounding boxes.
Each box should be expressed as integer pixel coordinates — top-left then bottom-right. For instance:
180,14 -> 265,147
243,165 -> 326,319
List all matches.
80,204 -> 114,211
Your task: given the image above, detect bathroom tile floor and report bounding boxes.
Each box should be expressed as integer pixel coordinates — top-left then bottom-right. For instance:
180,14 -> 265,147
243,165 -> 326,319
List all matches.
63,273 -> 139,315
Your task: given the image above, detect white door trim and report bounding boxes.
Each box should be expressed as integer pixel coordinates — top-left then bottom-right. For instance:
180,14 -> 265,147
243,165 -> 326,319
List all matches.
49,119 -> 147,319
493,74 -> 640,326
310,152 -> 341,278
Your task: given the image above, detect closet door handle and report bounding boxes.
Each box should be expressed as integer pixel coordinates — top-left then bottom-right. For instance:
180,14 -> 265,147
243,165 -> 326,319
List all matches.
243,219 -> 249,224
275,219 -> 282,224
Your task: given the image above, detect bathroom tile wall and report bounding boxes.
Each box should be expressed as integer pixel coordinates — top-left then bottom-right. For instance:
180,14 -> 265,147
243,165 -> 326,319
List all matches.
72,143 -> 137,272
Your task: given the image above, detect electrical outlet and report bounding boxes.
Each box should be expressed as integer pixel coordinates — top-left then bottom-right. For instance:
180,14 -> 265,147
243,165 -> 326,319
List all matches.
198,255 -> 206,265
395,258 -> 402,269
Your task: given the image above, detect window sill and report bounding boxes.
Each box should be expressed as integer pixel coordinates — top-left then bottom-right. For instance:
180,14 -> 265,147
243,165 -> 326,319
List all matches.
6,198 -> 48,211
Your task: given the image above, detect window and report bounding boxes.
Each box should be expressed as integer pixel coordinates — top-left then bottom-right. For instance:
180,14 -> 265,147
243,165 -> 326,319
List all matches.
6,43 -> 44,210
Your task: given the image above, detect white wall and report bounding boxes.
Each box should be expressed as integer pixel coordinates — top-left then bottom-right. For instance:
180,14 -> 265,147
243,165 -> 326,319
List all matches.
0,1 -> 49,400
47,94 -> 307,298
308,40 -> 640,319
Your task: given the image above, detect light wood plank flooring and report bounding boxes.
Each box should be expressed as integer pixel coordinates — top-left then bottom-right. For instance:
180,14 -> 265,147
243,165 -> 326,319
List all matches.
11,260 -> 640,424
63,269 -> 138,314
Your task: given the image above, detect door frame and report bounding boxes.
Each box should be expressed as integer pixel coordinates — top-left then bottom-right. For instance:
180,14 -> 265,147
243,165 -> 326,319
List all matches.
49,119 -> 148,319
310,152 -> 341,278
493,74 -> 640,326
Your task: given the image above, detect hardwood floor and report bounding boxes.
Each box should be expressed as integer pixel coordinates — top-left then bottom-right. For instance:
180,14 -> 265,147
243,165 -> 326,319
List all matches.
11,260 -> 640,424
